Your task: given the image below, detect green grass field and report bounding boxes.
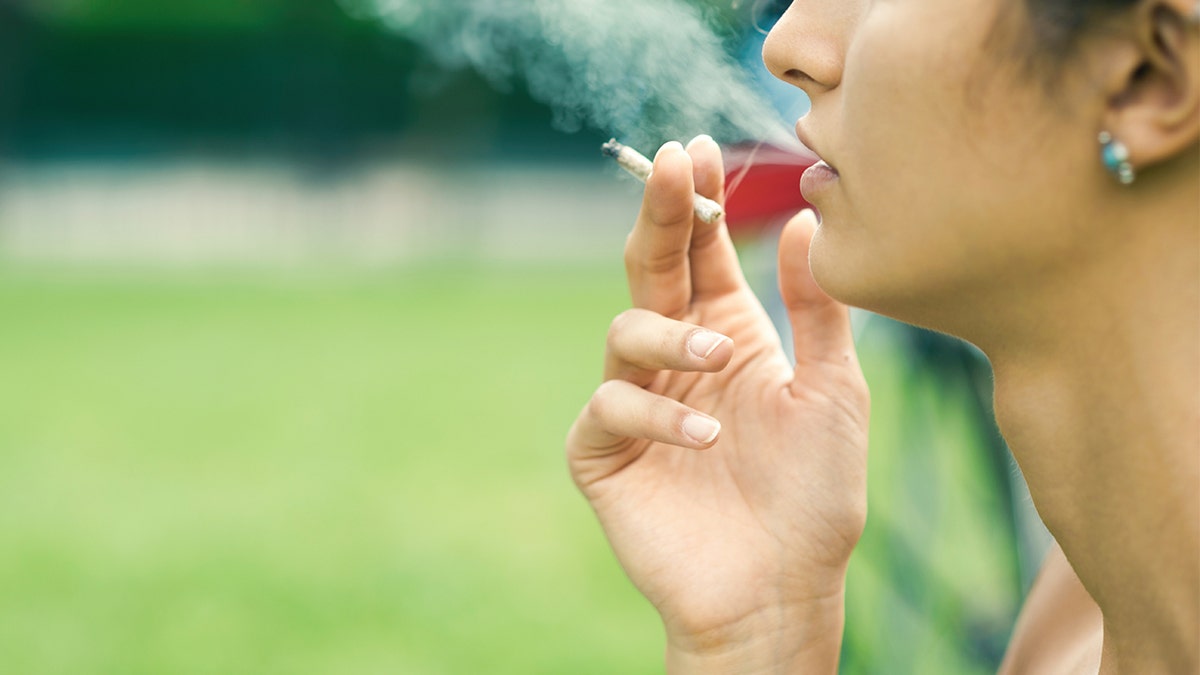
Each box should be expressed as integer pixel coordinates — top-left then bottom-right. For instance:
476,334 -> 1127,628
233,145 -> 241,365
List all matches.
0,264 -> 1023,674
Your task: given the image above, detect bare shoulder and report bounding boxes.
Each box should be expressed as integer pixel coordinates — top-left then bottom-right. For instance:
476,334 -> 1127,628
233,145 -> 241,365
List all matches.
999,542 -> 1105,675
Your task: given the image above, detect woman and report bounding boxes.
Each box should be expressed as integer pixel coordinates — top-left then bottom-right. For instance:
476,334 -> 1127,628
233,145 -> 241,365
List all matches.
565,0 -> 1199,672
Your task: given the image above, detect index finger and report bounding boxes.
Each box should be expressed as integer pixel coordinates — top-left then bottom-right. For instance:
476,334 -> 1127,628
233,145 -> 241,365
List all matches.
624,141 -> 696,317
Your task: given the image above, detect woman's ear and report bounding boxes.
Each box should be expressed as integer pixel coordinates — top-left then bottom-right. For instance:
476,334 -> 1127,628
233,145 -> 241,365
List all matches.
1100,0 -> 1200,171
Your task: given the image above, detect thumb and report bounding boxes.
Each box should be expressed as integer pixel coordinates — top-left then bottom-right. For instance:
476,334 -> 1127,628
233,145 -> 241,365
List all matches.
778,209 -> 855,367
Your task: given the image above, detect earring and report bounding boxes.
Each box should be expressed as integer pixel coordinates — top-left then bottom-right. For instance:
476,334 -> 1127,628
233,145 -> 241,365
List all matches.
1098,131 -> 1135,185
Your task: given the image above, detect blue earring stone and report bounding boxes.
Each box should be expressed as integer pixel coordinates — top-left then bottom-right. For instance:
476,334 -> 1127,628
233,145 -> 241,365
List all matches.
1098,131 -> 1135,185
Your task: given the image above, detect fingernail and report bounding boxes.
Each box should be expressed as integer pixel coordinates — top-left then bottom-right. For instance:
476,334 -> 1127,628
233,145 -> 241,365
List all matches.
686,134 -> 714,149
655,141 -> 684,160
683,415 -> 721,444
688,330 -> 729,359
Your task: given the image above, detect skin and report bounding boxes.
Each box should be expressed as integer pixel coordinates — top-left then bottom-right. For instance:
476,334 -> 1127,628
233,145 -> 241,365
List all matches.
567,0 -> 1199,672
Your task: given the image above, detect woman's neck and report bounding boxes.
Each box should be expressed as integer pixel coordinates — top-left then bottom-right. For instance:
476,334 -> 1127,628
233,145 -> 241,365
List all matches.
982,181 -> 1199,672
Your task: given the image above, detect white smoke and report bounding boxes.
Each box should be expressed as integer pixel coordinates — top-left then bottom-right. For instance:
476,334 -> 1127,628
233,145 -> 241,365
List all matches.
342,0 -> 796,150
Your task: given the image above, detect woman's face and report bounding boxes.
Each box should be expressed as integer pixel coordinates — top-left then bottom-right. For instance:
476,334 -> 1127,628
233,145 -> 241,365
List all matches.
764,0 -> 1106,326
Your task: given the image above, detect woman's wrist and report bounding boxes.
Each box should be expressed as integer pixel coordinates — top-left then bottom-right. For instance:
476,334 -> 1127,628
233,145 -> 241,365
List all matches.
663,589 -> 846,675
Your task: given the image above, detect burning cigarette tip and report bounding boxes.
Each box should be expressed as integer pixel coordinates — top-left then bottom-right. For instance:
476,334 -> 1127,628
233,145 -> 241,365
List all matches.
601,139 -> 725,225
601,139 -> 623,160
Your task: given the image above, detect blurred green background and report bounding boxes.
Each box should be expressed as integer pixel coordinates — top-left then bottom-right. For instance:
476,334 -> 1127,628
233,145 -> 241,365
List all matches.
0,1 -> 1048,673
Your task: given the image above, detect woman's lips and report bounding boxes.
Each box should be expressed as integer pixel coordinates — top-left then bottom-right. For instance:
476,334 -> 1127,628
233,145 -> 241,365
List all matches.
793,122 -> 838,200
799,160 -> 839,200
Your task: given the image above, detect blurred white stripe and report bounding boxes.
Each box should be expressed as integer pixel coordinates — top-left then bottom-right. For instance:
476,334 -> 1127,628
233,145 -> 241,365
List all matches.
0,161 -> 636,266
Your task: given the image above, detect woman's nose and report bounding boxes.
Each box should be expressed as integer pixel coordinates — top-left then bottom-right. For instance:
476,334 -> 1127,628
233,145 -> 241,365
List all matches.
762,1 -> 856,98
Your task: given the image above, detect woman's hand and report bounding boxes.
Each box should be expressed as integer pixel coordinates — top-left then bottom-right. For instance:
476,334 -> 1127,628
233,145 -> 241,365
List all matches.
566,136 -> 870,673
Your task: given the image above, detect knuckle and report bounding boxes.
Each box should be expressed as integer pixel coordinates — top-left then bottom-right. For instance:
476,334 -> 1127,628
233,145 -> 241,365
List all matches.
622,235 -> 638,270
607,309 -> 635,345
622,228 -> 687,277
622,230 -> 655,272
639,247 -> 687,276
587,380 -> 624,423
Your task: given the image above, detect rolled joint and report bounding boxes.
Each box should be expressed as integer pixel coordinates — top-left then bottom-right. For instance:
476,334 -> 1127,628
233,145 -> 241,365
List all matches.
602,139 -> 725,225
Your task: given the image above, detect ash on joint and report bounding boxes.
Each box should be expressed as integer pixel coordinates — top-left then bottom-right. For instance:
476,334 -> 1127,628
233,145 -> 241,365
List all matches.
601,139 -> 625,159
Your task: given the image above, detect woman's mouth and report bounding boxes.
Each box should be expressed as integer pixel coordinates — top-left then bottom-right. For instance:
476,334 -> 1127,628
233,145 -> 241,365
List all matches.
799,160 -> 839,200
793,122 -> 839,200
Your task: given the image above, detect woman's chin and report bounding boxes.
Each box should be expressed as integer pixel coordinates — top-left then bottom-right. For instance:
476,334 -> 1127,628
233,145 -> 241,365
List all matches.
808,229 -> 865,306
809,232 -> 900,318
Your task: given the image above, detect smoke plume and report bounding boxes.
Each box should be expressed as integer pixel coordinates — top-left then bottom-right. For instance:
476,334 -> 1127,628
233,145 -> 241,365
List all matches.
342,0 -> 796,150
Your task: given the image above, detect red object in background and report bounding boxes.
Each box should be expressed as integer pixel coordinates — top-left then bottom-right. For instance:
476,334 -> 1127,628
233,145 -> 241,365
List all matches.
722,143 -> 818,237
